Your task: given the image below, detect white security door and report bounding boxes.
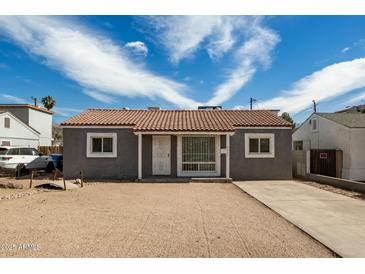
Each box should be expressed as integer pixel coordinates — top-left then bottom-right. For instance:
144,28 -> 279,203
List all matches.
152,136 -> 171,175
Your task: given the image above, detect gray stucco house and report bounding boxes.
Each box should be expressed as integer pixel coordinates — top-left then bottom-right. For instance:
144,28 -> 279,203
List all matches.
61,108 -> 292,181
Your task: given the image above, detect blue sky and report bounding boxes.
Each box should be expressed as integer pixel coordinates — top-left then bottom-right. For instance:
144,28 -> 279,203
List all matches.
1,16 -> 365,123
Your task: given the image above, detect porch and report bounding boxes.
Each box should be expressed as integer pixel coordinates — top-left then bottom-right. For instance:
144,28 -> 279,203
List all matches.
138,177 -> 233,183
135,132 -> 233,181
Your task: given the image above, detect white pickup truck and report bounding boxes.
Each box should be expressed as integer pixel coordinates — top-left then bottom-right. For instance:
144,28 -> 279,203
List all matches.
0,147 -> 55,172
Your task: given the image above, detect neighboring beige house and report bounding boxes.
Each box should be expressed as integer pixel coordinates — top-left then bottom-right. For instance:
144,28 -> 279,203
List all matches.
293,112 -> 365,181
0,104 -> 53,147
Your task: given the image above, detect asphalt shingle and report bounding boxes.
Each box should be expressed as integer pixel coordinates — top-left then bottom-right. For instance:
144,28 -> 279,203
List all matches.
317,113 -> 365,128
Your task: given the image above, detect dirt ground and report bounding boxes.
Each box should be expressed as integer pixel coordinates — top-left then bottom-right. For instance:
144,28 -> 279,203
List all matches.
0,182 -> 335,258
299,179 -> 365,201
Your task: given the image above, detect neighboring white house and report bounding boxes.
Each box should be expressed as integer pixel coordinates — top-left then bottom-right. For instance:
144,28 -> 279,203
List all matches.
0,104 -> 53,146
293,112 -> 365,181
0,110 -> 40,147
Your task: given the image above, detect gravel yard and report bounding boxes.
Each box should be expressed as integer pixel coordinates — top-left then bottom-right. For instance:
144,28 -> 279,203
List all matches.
0,182 -> 335,258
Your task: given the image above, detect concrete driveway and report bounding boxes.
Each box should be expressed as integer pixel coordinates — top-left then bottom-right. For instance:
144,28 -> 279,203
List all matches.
0,183 -> 333,257
234,180 -> 365,258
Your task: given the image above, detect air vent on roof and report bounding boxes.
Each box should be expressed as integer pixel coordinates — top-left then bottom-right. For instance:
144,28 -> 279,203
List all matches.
148,107 -> 161,110
198,106 -> 222,110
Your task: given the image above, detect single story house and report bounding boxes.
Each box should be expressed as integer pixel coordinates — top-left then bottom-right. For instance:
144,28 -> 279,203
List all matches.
61,108 -> 293,181
0,110 -> 40,147
292,112 -> 365,181
0,104 -> 53,146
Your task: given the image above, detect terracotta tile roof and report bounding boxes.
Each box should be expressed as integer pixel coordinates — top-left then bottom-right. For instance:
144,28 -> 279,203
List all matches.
61,109 -> 292,132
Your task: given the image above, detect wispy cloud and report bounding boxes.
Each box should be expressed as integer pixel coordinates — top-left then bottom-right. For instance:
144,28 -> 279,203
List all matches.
353,38 -> 365,49
124,41 -> 148,56
249,57 -> 365,114
0,16 -> 198,108
341,47 -> 350,53
347,90 -> 365,104
103,22 -> 113,29
53,106 -> 83,117
0,93 -> 27,103
142,16 -> 232,64
143,16 -> 279,106
207,18 -> 279,105
83,90 -> 114,104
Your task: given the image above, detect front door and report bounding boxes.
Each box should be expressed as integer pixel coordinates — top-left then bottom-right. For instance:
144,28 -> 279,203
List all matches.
152,135 -> 171,175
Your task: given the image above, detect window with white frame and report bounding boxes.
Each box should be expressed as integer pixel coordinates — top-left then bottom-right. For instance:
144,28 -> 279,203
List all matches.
245,133 -> 275,158
86,133 -> 117,158
4,117 -> 10,128
182,136 -> 216,172
311,118 -> 318,131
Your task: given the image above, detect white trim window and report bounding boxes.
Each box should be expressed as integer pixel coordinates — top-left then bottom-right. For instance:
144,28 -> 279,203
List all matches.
4,117 -> 10,128
245,133 -> 275,158
177,135 -> 221,177
86,133 -> 117,158
311,118 -> 318,131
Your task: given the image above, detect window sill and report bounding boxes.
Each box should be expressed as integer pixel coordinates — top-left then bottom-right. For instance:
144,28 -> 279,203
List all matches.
245,153 -> 275,158
178,171 -> 220,177
86,153 -> 117,158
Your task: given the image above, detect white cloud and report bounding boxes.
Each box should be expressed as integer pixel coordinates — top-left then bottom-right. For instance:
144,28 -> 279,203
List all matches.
206,17 -> 240,59
347,90 -> 365,104
53,106 -> 83,117
144,16 -> 279,106
143,16 -> 251,64
0,93 -> 26,103
207,19 -> 279,105
83,90 -> 114,104
341,47 -> 350,53
354,39 -> 365,49
251,57 -> 365,114
103,22 -> 113,29
124,41 -> 148,56
144,16 -> 222,63
0,16 -> 199,108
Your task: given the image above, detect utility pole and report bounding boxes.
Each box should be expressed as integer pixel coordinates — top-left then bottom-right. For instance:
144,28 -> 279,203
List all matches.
312,100 -> 317,113
250,98 -> 257,110
31,96 -> 38,107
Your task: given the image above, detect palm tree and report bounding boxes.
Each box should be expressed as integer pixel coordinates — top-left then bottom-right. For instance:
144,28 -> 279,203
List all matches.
41,96 -> 56,110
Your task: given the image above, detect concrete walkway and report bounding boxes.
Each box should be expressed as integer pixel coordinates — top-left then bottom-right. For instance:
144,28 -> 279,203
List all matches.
233,180 -> 365,258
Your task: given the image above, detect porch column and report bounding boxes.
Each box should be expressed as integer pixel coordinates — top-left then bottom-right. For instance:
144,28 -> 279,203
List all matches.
138,133 -> 142,180
226,133 -> 230,179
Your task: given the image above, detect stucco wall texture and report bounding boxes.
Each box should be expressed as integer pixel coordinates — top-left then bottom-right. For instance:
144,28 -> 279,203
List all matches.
63,128 -> 292,180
